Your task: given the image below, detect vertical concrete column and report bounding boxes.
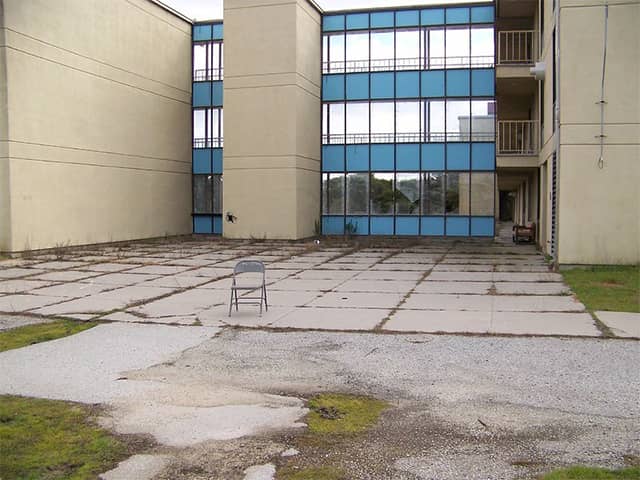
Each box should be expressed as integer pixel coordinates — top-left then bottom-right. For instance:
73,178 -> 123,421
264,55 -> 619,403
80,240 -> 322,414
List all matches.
223,0 -> 321,239
0,4 -> 10,251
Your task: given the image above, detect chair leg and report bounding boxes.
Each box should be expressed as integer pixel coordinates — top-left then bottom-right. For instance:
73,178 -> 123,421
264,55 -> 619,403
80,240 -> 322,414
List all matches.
228,289 -> 233,317
234,290 -> 239,311
263,285 -> 268,311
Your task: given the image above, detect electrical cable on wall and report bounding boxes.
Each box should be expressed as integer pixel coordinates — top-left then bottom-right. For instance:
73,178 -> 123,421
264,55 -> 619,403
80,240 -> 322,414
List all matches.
596,3 -> 608,169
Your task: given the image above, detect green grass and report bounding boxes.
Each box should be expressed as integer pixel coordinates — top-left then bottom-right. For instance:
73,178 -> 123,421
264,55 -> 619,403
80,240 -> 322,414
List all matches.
306,393 -> 388,435
563,266 -> 640,313
278,466 -> 345,480
0,320 -> 97,353
0,395 -> 128,480
540,466 -> 640,479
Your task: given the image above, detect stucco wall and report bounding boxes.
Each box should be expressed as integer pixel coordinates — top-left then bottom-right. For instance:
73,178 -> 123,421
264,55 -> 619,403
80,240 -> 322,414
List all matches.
557,0 -> 640,264
1,0 -> 193,251
0,1 -> 11,251
223,0 -> 321,239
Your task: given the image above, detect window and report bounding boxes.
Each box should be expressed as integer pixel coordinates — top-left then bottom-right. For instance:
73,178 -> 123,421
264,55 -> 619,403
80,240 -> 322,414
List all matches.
471,173 -> 494,215
193,175 -> 213,213
446,100 -> 471,142
428,28 -> 445,69
346,32 -> 369,73
193,44 -> 207,81
470,27 -> 494,67
370,102 -> 394,143
325,33 -> 345,74
346,103 -> 369,144
193,41 -> 223,81
422,172 -> 445,214
370,173 -> 394,214
395,173 -> 420,214
370,30 -> 394,71
423,100 -> 445,142
193,110 -> 206,148
396,29 -> 420,70
471,100 -> 495,141
322,174 -> 345,214
346,173 -> 369,214
446,27 -> 470,68
323,103 -> 345,144
445,172 -> 470,214
212,175 -> 223,214
396,101 -> 421,143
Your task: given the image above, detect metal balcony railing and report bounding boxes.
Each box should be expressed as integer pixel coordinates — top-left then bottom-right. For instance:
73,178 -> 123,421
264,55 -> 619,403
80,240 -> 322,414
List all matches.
193,137 -> 224,148
322,131 -> 495,145
497,31 -> 536,65
497,120 -> 538,155
322,55 -> 495,74
193,68 -> 224,82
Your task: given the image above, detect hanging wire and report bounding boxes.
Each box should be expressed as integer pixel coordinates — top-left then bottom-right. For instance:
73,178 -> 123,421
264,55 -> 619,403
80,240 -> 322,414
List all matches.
597,4 -> 608,169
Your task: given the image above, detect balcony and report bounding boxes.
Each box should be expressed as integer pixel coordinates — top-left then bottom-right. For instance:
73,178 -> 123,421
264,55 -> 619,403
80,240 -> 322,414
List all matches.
496,30 -> 537,81
497,120 -> 538,168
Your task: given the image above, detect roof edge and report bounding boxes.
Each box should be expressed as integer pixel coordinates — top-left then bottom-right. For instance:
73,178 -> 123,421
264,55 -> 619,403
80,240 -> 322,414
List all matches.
146,0 -> 193,23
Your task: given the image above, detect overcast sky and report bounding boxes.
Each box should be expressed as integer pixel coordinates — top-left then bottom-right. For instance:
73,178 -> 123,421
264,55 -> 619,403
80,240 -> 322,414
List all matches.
161,0 -> 489,21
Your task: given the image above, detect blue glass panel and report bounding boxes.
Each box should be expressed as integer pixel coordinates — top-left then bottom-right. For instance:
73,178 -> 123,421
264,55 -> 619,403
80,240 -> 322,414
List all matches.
447,143 -> 471,170
472,143 -> 495,170
446,216 -> 470,236
371,145 -> 394,171
212,24 -> 223,39
370,11 -> 394,28
212,81 -> 223,106
396,10 -> 420,27
346,13 -> 369,30
212,148 -> 223,173
421,143 -> 445,170
193,82 -> 211,107
421,216 -> 445,235
446,7 -> 470,24
323,15 -> 345,32
213,216 -> 223,234
194,215 -> 213,234
193,149 -> 211,174
322,75 -> 345,101
421,70 -> 445,97
370,72 -> 394,99
471,68 -> 494,96
193,25 -> 212,41
346,216 -> 369,235
396,144 -> 420,170
323,216 -> 344,235
322,145 -> 345,172
471,217 -> 494,236
396,71 -> 420,98
370,216 -> 394,235
446,69 -> 470,97
421,8 -> 445,25
346,145 -> 369,171
346,73 -> 369,100
396,217 -> 419,235
471,6 -> 494,24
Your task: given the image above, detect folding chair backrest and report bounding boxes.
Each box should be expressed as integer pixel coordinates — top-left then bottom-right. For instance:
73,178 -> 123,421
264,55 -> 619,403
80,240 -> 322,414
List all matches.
234,260 -> 266,275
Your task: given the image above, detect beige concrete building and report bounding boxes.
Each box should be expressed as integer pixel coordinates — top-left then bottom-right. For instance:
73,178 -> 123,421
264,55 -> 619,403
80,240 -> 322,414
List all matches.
0,0 -> 193,252
222,0 -> 322,239
496,0 -> 640,264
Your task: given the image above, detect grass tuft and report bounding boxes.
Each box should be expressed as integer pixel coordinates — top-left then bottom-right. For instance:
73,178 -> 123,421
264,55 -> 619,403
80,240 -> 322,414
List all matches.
278,466 -> 345,480
306,393 -> 388,435
0,395 -> 128,480
540,466 -> 640,479
0,320 -> 97,353
563,266 -> 639,313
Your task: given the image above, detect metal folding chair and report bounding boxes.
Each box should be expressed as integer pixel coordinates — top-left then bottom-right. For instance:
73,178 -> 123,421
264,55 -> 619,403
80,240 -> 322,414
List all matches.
228,260 -> 268,316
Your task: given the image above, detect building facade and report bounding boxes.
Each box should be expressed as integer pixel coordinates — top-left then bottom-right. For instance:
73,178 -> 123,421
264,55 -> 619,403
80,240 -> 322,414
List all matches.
1,0 -> 638,264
